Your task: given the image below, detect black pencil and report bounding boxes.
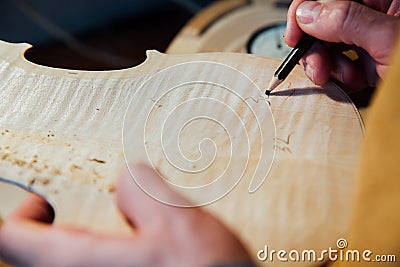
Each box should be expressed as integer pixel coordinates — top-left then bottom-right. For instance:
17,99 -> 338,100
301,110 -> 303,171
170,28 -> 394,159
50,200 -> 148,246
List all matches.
265,33 -> 316,95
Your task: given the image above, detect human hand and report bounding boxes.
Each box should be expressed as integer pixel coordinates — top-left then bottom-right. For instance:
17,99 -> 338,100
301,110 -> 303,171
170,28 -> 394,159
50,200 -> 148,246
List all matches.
285,0 -> 400,92
0,164 -> 252,267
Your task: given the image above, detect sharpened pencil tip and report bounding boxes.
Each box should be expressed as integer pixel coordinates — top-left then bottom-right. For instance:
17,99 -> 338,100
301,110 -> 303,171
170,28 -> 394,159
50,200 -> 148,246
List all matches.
266,76 -> 283,95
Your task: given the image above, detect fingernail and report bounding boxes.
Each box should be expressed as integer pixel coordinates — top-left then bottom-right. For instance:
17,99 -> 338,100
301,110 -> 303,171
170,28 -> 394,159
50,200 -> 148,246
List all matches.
305,64 -> 315,82
301,59 -> 315,82
301,59 -> 307,71
296,1 -> 322,24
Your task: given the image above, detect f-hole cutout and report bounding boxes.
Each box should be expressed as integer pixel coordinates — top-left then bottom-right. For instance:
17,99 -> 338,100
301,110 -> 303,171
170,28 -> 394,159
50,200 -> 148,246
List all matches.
23,45 -> 137,71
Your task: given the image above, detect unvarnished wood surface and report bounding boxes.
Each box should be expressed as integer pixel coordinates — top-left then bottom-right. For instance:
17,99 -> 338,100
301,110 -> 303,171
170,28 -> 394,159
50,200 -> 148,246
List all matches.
0,41 -> 363,266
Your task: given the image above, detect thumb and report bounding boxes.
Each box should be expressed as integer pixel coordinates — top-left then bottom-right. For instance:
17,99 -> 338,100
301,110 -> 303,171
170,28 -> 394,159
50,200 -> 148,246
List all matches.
296,0 -> 400,64
116,164 -> 192,229
6,194 -> 54,224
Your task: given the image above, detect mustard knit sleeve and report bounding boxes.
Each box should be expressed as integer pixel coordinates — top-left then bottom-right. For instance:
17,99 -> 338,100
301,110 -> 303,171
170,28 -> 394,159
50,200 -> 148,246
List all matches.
328,39 -> 400,267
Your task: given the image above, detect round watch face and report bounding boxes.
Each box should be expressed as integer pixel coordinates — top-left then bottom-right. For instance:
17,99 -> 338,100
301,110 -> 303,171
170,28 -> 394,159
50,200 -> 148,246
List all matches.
247,22 -> 292,60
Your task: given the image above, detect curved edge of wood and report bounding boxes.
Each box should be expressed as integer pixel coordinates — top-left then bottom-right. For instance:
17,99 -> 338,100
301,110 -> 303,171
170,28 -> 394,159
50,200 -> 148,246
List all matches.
0,41 -> 167,78
166,2 -> 288,54
328,81 -> 366,134
182,0 -> 249,37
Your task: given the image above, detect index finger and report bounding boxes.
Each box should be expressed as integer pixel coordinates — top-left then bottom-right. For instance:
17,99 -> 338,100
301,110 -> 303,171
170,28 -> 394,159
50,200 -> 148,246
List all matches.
285,0 -> 307,47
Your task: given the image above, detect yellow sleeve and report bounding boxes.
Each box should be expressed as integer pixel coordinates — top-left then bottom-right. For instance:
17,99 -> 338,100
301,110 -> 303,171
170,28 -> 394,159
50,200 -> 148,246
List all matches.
330,39 -> 400,266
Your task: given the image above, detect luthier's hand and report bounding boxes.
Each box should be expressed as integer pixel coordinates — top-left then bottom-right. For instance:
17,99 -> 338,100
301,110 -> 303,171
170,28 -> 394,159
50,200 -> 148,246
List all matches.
0,165 -> 252,267
285,0 -> 400,92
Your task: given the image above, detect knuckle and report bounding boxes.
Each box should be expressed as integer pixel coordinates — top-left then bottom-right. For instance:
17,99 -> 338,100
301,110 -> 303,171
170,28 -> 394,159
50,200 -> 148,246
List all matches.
323,1 -> 363,43
341,2 -> 363,40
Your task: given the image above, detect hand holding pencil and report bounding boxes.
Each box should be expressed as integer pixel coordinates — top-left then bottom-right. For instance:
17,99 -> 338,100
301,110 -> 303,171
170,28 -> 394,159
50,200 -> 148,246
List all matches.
267,0 -> 400,94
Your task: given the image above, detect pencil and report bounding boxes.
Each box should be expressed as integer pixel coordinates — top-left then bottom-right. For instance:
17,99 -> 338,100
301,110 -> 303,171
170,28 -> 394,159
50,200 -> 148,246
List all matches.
265,33 -> 316,95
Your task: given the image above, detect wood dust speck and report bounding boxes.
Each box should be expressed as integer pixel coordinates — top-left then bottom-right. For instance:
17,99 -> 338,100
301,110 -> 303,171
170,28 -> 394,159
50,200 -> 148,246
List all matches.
28,177 -> 36,186
89,158 -> 106,164
93,170 -> 102,179
107,184 -> 116,192
28,159 -> 43,173
40,178 -> 50,185
12,159 -> 26,167
70,164 -> 82,171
